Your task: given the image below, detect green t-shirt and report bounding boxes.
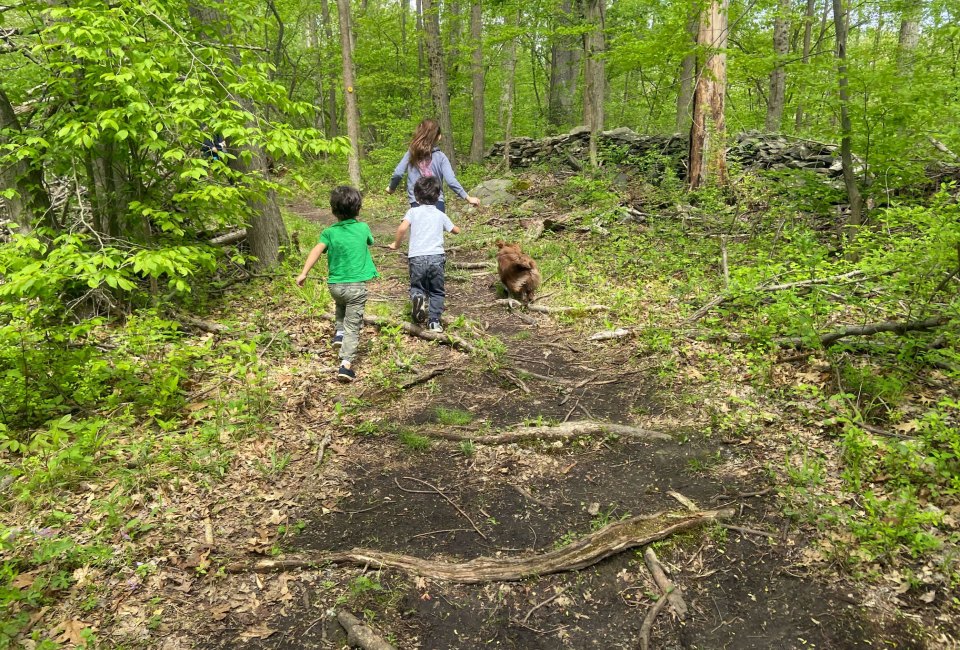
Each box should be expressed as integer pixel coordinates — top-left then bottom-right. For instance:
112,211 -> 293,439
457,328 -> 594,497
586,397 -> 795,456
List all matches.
319,219 -> 379,284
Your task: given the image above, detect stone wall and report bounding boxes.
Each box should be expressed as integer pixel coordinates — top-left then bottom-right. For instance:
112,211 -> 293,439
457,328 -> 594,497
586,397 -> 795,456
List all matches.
486,126 -> 852,178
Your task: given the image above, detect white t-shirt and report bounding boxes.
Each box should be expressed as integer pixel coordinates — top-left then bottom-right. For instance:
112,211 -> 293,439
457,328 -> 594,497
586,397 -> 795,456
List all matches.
404,205 -> 454,258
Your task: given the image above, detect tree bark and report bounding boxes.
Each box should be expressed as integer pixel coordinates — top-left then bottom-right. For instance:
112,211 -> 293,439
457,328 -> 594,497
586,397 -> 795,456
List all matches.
794,0 -> 817,129
468,1 -> 486,163
582,0 -> 605,167
688,0 -> 728,189
320,0 -> 339,137
447,0 -> 463,81
832,0 -> 864,237
0,87 -> 51,232
676,7 -> 698,134
501,7 -> 518,170
336,0 -> 362,187
548,0 -> 582,130
423,0 -> 456,166
897,0 -> 921,74
765,0 -> 789,131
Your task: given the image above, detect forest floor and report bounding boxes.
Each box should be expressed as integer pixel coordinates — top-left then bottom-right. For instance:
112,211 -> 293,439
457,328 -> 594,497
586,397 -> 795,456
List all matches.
143,187 -> 937,650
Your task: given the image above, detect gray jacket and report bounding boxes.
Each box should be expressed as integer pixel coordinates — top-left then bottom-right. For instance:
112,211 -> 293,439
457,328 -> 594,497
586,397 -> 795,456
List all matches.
389,147 -> 468,204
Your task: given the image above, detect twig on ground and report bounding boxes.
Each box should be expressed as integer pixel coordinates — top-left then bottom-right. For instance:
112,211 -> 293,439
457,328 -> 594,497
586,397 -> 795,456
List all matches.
400,366 -> 450,390
316,433 -> 332,465
667,491 -> 698,512
203,516 -> 214,546
395,476 -> 487,540
589,328 -> 632,341
421,420 -> 671,445
225,509 -> 733,581
711,487 -> 774,501
337,611 -> 396,650
722,524 -> 778,538
521,587 -> 568,624
639,595 -> 670,650
643,548 -> 688,619
452,261 -> 494,270
495,299 -> 610,316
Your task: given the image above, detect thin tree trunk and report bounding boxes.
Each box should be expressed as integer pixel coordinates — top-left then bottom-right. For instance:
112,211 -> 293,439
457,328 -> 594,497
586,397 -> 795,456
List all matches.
0,87 -> 51,232
548,0 -> 582,130
794,0 -> 817,129
468,1 -> 486,163
416,0 -> 425,109
688,0 -> 729,189
583,0 -> 605,167
765,0 -> 789,131
676,8 -> 698,133
448,0 -> 463,81
336,0 -> 362,187
321,0 -> 339,137
501,7 -> 518,170
423,0 -> 456,166
832,0 -> 864,238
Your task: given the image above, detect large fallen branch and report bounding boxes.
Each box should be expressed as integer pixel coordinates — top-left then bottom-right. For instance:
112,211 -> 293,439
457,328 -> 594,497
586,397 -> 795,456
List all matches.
684,270 -> 867,325
495,298 -> 610,315
337,611 -> 396,650
176,314 -> 229,334
225,509 -> 731,581
781,315 -> 949,348
422,420 -> 671,444
643,547 -> 688,619
209,229 -> 247,246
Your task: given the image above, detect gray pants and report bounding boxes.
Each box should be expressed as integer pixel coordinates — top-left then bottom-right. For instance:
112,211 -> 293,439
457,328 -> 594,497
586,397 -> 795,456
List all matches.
408,254 -> 446,322
329,282 -> 367,363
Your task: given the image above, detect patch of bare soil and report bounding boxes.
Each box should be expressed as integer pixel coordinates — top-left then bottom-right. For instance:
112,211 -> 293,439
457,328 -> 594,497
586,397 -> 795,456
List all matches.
198,199 -> 922,650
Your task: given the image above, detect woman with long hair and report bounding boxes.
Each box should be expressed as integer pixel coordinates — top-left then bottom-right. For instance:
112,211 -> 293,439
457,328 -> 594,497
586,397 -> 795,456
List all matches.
387,119 -> 480,213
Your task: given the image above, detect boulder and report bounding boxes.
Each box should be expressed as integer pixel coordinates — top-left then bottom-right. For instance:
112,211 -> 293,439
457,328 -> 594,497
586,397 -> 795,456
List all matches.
472,179 -> 518,206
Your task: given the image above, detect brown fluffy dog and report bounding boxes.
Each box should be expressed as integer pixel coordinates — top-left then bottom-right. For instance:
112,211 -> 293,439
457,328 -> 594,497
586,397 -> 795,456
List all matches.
496,240 -> 542,303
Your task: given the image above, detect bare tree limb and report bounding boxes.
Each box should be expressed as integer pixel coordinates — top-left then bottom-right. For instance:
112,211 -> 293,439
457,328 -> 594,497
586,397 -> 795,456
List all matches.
420,420 -> 671,445
225,509 -> 733,581
639,594 -> 670,650
643,548 -> 688,619
337,611 -> 396,650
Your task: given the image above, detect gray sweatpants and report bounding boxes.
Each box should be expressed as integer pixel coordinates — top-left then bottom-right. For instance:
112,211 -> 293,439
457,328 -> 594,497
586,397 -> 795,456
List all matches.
329,282 -> 367,363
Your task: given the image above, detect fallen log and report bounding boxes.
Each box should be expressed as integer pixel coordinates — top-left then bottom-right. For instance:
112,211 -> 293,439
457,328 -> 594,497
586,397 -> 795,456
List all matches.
451,261 -> 494,270
780,315 -> 949,348
643,547 -> 688,619
225,509 -> 732,581
420,420 -> 671,445
337,611 -> 396,650
589,328 -> 632,341
209,229 -> 247,246
176,314 -> 229,334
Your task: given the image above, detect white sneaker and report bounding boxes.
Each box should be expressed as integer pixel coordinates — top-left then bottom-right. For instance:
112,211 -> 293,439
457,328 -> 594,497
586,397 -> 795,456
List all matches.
428,321 -> 444,333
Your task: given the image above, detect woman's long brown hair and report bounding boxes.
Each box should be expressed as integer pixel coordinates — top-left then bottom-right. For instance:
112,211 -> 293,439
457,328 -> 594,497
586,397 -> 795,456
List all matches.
408,119 -> 441,169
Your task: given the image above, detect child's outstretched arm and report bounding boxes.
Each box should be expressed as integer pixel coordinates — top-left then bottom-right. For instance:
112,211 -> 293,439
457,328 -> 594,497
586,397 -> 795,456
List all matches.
387,220 -> 411,250
296,242 -> 327,286
438,155 -> 481,206
387,151 -> 410,194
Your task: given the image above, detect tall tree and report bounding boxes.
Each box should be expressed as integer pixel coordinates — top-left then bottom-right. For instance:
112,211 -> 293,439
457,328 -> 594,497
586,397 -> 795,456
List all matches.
765,0 -> 790,131
547,0 -> 581,130
423,0 -> 456,165
582,0 -> 605,167
0,87 -> 51,231
897,0 -> 921,74
832,0 -> 864,235
501,6 -> 518,169
688,0 -> 729,188
676,8 -> 698,133
320,0 -> 339,137
336,0 -> 362,187
794,0 -> 818,129
469,1 -> 486,163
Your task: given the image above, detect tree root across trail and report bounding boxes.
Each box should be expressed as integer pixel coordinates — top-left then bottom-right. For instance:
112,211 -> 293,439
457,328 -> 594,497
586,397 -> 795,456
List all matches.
225,509 -> 731,582
421,420 -> 672,444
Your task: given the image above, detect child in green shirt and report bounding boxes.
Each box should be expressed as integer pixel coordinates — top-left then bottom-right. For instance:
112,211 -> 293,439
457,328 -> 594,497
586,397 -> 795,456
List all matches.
297,186 -> 378,382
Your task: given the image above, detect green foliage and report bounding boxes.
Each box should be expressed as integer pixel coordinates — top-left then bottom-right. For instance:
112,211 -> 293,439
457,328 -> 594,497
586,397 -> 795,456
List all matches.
397,429 -> 432,452
435,406 -> 474,426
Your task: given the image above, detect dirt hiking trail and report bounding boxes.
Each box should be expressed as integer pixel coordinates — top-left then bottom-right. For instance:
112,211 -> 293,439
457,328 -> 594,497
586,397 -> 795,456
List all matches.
200,198 -> 919,650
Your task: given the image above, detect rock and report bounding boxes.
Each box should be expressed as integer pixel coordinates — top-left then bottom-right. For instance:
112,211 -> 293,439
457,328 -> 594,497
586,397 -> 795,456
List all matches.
515,199 -> 547,214
568,125 -> 592,137
472,179 -> 518,206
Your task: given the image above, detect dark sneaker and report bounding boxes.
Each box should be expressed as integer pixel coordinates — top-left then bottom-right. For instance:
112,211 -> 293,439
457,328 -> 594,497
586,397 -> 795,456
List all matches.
428,321 -> 444,333
331,333 -> 344,348
411,294 -> 428,325
337,365 -> 355,383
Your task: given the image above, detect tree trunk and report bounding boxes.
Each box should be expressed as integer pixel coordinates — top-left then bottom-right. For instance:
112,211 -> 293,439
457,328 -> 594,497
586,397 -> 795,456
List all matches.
336,0 -> 362,187
794,0 -> 817,129
423,0 -> 456,166
548,0 -> 582,130
765,0 -> 789,131
582,0 -> 605,167
501,7 -> 518,170
688,0 -> 729,189
832,0 -> 864,238
468,1 -> 486,163
320,0 -> 339,137
447,0 -> 463,81
676,8 -> 698,134
416,0 -> 426,112
0,87 -> 51,232
897,0 -> 921,74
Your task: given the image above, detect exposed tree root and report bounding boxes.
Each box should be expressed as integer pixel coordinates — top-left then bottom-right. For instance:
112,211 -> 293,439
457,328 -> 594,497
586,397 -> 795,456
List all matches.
421,420 -> 672,444
643,547 -> 688,619
337,611 -> 396,650
639,595 -> 669,650
225,509 -> 731,582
